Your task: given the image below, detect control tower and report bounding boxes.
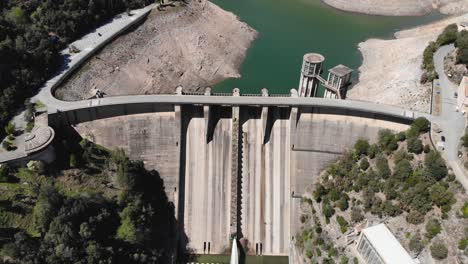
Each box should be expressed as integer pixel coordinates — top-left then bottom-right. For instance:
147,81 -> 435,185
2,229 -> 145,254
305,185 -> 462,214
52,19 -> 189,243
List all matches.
298,53 -> 325,97
324,64 -> 353,99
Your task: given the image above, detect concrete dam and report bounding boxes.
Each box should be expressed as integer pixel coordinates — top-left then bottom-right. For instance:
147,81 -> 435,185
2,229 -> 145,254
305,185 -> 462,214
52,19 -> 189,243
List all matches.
49,91 -> 411,256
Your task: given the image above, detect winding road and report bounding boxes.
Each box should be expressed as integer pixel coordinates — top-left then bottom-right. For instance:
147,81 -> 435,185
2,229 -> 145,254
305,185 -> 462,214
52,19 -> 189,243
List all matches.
433,44 -> 468,190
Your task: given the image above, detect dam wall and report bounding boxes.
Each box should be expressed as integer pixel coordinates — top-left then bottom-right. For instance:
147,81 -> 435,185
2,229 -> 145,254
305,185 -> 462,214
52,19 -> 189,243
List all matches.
53,102 -> 409,256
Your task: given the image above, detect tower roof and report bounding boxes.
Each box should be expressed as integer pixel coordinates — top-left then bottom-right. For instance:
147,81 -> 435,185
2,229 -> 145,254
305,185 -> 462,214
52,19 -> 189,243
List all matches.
329,64 -> 353,77
303,53 -> 325,63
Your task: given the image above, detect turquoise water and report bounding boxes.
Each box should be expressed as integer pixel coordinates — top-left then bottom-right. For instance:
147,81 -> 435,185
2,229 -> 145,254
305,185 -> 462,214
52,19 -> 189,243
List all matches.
211,0 -> 444,95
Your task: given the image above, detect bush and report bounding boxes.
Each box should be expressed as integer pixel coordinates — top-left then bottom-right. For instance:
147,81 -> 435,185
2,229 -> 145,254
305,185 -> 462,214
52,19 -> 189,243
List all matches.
411,117 -> 430,134
368,144 -> 379,159
396,131 -> 406,141
430,241 -> 448,260
351,207 -> 364,223
461,132 -> 468,148
393,159 -> 413,181
424,150 -> 448,181
354,139 -> 370,156
322,203 -> 335,219
409,233 -> 424,253
0,165 -> 10,182
378,129 -> 398,152
406,210 -> 425,225
4,122 -> 15,135
336,215 -> 349,233
425,219 -> 442,239
407,137 -> 423,154
2,140 -> 13,151
337,195 -> 349,211
459,237 -> 468,250
436,24 -> 458,46
376,154 -> 391,179
360,157 -> 369,171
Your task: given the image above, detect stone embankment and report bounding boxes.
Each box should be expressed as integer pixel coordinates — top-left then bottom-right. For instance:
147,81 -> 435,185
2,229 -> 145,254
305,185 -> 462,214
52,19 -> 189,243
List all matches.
322,0 -> 468,16
55,0 -> 257,101
348,13 -> 468,113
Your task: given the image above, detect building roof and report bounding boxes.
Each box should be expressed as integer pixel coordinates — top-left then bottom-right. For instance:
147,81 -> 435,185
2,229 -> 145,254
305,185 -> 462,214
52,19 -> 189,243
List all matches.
303,53 -> 325,63
362,224 -> 415,264
329,64 -> 353,77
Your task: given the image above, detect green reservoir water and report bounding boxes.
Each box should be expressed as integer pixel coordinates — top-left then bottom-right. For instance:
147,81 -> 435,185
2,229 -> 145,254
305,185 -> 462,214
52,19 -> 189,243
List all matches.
211,0 -> 444,95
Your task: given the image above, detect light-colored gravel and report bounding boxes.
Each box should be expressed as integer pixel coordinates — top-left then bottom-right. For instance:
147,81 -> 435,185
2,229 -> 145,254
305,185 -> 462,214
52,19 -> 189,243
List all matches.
55,0 -> 257,101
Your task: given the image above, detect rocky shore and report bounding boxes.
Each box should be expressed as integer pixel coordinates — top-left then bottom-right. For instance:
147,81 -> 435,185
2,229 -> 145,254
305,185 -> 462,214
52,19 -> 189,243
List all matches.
322,0 -> 468,16
347,13 -> 468,113
55,0 -> 257,101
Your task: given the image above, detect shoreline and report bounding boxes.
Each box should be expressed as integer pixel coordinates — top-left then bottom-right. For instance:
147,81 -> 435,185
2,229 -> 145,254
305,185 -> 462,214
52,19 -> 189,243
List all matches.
348,13 -> 468,112
55,0 -> 257,101
321,0 -> 468,17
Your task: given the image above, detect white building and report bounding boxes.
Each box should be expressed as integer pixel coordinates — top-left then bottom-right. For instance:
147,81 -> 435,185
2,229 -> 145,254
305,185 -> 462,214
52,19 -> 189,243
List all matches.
457,76 -> 468,113
356,224 -> 415,264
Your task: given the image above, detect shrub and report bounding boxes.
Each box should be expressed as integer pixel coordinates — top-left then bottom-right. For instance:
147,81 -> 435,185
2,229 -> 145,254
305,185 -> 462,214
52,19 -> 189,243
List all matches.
382,200 -> 402,217
322,203 -> 335,219
376,154 -> 391,179
436,24 -> 458,46
409,233 -> 424,253
430,241 -> 448,260
0,165 -> 9,182
459,237 -> 468,250
462,202 -> 468,218
424,150 -> 448,181
340,256 -> 349,264
407,137 -> 423,154
360,157 -> 369,171
396,131 -> 406,141
393,159 -> 413,181
351,207 -> 364,223
378,129 -> 398,152
2,141 -> 12,151
457,45 -> 468,64
4,122 -> 15,135
425,219 -> 442,239
368,144 -> 379,159
354,139 -> 370,156
411,117 -> 430,134
406,210 -> 425,225
337,195 -> 349,211
336,215 -> 349,233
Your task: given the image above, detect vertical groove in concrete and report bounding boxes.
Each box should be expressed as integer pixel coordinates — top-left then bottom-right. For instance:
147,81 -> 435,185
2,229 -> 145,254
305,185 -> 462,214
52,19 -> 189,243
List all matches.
230,106 -> 240,237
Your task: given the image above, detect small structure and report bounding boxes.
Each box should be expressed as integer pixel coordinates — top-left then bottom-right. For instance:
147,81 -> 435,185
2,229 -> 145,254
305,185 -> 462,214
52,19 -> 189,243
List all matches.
458,22 -> 468,32
24,126 -> 55,154
356,223 -> 415,264
457,76 -> 468,113
230,239 -> 239,264
325,64 -> 353,99
298,53 -> 353,99
298,53 -> 325,97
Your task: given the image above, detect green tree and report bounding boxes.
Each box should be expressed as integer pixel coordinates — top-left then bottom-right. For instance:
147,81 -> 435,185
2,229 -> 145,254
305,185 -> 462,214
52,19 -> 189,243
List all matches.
436,24 -> 458,46
411,117 -> 430,134
430,241 -> 448,260
354,139 -> 370,156
425,219 -> 442,240
376,154 -> 391,179
424,150 -> 448,181
360,157 -> 369,171
33,185 -> 64,235
393,159 -> 413,181
407,137 -> 423,154
378,129 -> 398,152
0,164 -> 9,182
4,122 -> 15,135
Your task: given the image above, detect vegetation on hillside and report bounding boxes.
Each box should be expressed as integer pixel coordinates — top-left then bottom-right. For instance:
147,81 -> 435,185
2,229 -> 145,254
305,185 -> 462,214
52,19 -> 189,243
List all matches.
297,117 -> 468,263
0,130 -> 176,263
421,24 -> 468,83
0,0 -> 154,135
